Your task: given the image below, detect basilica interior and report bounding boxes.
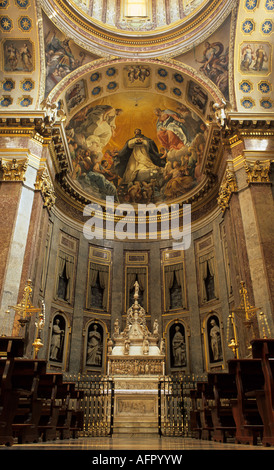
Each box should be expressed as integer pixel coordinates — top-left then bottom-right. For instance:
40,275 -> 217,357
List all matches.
0,0 -> 274,452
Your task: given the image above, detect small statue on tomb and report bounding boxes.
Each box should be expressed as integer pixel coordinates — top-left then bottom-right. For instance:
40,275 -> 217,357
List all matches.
114,318 -> 120,336
153,319 -> 159,337
160,337 -> 166,355
107,338 -> 113,355
124,337 -> 130,355
143,335 -> 149,355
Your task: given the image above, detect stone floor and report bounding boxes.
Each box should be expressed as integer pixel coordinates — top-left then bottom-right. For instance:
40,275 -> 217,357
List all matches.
3,435 -> 274,450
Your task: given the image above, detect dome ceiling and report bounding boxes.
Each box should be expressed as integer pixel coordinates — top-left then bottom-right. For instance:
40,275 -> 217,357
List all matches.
68,0 -> 207,33
41,0 -> 234,57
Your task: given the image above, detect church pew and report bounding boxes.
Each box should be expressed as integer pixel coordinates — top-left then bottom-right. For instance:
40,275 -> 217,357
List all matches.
0,358 -> 47,445
0,337 -> 25,359
207,372 -> 237,443
249,339 -> 274,446
10,359 -> 48,444
0,358 -> 20,446
55,382 -> 76,439
228,359 -> 264,445
196,381 -> 214,440
189,388 -> 202,439
68,389 -> 84,438
251,339 -> 274,360
36,372 -> 64,442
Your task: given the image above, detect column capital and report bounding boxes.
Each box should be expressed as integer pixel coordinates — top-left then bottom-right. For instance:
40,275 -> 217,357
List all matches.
0,157 -> 28,182
245,159 -> 271,185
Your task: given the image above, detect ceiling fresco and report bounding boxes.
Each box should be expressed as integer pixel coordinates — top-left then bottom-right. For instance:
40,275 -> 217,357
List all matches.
65,91 -> 208,204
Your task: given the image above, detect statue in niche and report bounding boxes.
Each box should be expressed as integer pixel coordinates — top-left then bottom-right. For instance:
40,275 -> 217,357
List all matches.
208,316 -> 223,362
86,323 -> 103,366
170,323 -> 186,368
49,316 -> 65,362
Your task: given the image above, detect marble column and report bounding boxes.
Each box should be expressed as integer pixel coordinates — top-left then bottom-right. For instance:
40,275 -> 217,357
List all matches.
0,159 -> 36,335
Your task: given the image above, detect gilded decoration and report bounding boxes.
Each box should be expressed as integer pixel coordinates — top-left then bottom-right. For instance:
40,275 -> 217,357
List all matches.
245,159 -> 271,183
217,168 -> 238,213
0,157 -> 27,181
35,167 -> 56,210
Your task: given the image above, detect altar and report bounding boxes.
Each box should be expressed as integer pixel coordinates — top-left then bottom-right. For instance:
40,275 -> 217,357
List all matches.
107,281 -> 165,434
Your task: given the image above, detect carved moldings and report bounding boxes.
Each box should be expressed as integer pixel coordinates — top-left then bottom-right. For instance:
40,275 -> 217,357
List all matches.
109,358 -> 164,376
0,157 -> 28,181
245,160 -> 271,184
217,168 -> 238,213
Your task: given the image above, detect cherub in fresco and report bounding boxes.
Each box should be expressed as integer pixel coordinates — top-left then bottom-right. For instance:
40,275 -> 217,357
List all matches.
126,181 -> 143,203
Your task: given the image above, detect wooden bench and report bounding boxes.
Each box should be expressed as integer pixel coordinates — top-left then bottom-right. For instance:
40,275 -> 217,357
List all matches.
55,382 -> 76,439
189,388 -> 202,439
68,388 -> 84,438
196,381 -> 214,440
228,359 -> 264,445
37,372 -> 64,442
207,372 -> 237,443
250,339 -> 274,446
0,358 -> 47,445
0,337 -> 25,359
11,359 -> 48,444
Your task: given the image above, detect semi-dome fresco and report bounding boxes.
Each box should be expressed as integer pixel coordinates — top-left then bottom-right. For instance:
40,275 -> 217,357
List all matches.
65,91 -> 207,204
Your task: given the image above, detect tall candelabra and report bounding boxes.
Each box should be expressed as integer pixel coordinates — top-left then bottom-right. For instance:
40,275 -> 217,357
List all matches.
8,279 -> 44,355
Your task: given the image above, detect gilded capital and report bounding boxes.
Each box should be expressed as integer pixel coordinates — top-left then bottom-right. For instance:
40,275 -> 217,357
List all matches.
245,160 -> 270,184
0,158 -> 28,182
